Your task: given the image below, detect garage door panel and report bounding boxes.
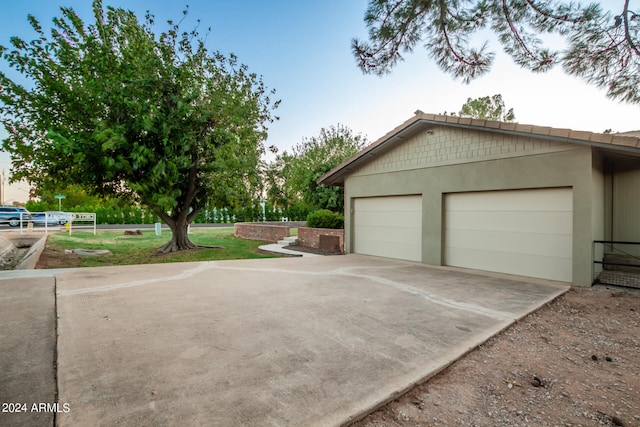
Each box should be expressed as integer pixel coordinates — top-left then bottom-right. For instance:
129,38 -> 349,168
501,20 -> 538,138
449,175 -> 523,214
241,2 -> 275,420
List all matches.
355,225 -> 419,241
354,196 -> 422,262
445,247 -> 572,282
357,239 -> 422,260
357,211 -> 422,227
361,225 -> 420,240
446,211 -> 572,234
446,229 -> 572,258
447,189 -> 572,212
445,188 -> 572,282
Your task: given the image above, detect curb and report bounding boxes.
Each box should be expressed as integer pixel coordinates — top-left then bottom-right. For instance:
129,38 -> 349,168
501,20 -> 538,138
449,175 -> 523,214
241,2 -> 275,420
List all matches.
15,234 -> 48,270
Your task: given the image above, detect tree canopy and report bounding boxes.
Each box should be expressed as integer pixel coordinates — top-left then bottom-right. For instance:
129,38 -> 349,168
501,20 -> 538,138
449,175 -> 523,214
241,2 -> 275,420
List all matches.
457,94 -> 516,122
0,1 -> 278,251
266,124 -> 367,214
353,1 -> 640,103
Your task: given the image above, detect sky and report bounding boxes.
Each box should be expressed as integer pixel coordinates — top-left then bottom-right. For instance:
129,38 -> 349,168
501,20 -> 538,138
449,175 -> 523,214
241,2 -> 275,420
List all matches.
0,0 -> 638,204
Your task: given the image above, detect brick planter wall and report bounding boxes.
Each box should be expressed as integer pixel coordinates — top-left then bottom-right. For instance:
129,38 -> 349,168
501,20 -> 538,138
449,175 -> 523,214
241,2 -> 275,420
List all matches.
234,222 -> 291,243
298,227 -> 344,253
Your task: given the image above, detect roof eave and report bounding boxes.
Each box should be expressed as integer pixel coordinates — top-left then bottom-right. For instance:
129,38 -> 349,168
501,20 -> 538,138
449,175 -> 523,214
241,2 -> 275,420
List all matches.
318,113 -> 640,186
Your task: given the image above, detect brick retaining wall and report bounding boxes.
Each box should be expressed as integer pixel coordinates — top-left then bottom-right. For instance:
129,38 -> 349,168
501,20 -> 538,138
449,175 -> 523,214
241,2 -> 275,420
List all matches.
298,227 -> 344,253
234,222 -> 291,243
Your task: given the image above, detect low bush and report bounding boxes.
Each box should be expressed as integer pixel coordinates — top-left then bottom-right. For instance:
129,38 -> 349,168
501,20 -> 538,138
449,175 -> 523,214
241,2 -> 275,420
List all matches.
306,209 -> 344,229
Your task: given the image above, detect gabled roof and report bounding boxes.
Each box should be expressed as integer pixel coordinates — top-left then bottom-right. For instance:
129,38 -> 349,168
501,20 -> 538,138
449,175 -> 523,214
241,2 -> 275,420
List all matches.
318,110 -> 640,186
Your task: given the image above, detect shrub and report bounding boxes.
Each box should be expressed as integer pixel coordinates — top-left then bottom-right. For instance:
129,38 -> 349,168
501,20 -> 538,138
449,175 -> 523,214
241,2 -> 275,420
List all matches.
306,209 -> 344,229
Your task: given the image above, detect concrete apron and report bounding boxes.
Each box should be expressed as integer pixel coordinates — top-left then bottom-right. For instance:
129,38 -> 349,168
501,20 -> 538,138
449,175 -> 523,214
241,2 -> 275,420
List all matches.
0,276 -> 57,427
50,254 -> 568,426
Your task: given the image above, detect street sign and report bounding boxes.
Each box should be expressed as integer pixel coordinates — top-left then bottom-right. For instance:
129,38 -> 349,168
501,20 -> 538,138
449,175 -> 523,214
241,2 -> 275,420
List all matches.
71,213 -> 95,221
54,194 -> 66,210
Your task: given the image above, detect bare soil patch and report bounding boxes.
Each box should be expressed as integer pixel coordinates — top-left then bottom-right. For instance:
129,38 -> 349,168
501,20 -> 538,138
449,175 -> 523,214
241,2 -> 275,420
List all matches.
352,286 -> 640,427
36,246 -> 82,268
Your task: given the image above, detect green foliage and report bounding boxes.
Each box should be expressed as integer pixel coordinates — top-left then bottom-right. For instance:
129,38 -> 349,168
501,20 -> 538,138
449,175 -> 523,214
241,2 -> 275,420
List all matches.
306,209 -> 344,229
458,94 -> 515,122
353,1 -> 640,103
30,184 -> 105,211
25,200 -> 48,212
281,201 -> 311,222
23,182 -> 162,224
0,1 -> 278,251
24,198 -> 308,224
267,124 -> 367,213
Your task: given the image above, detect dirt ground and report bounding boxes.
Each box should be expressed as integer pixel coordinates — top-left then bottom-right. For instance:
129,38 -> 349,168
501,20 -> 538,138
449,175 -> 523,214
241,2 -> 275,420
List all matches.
352,286 -> 640,427
35,245 -> 82,268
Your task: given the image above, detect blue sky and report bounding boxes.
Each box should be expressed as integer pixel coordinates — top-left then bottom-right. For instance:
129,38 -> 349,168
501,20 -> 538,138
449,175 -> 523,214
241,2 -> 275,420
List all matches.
0,1 -> 638,203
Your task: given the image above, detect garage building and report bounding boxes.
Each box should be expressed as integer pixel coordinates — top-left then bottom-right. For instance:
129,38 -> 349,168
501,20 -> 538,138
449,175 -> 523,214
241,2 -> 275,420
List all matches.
318,111 -> 640,286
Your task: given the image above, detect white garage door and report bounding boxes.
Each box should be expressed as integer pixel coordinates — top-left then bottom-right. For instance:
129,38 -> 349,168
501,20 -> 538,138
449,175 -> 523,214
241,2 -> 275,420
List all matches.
353,195 -> 422,262
444,188 -> 572,281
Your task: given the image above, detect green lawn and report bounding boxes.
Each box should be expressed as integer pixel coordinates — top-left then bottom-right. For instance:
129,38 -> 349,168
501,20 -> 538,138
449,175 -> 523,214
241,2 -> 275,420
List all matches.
46,227 -> 281,267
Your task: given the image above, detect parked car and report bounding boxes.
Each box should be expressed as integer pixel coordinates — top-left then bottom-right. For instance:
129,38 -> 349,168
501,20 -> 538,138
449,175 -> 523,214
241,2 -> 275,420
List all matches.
30,211 -> 71,226
0,206 -> 32,227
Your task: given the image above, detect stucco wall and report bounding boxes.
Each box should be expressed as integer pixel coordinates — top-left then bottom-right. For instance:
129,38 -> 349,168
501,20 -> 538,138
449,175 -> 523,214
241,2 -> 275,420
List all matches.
591,155 -> 606,279
604,157 -> 640,260
611,158 -> 640,241
343,125 -> 600,286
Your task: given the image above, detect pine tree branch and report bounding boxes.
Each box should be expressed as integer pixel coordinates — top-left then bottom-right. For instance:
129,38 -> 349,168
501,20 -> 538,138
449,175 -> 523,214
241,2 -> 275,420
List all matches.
354,0 -> 430,73
438,3 -> 476,66
523,0 -> 581,23
622,0 -> 640,56
501,0 -> 539,63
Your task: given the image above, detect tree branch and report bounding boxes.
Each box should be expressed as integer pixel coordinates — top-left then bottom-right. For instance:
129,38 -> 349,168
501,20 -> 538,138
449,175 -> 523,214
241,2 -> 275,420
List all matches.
622,0 -> 640,56
502,0 -> 538,63
438,13 -> 474,66
181,154 -> 199,212
354,0 -> 430,73
523,0 -> 582,23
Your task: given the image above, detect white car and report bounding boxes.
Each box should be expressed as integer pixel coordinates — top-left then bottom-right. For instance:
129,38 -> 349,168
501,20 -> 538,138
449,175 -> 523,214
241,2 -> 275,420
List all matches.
31,211 -> 71,225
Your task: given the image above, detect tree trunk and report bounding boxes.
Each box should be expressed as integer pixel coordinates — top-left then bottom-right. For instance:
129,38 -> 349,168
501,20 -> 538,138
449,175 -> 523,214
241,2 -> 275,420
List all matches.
157,216 -> 197,253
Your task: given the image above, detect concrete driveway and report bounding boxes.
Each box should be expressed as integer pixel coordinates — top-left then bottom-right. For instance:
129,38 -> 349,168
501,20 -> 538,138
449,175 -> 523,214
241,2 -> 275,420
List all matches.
0,254 -> 568,426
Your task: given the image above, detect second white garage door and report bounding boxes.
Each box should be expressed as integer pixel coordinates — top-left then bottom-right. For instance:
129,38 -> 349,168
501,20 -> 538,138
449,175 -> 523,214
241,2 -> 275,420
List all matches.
444,188 -> 573,282
353,195 -> 422,262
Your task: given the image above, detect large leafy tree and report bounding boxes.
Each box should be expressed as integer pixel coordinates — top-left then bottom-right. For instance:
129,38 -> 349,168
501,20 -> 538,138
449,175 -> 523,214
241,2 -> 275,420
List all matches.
268,124 -> 367,213
0,1 -> 278,252
353,1 -> 640,103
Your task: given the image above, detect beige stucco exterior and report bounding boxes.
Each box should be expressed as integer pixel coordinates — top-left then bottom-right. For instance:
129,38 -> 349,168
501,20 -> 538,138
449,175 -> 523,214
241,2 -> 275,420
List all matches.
321,116 -> 640,287
604,157 -> 640,260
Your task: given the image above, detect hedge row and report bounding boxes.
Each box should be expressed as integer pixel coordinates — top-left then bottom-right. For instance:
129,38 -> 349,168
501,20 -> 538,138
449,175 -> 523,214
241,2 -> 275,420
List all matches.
29,202 -> 313,225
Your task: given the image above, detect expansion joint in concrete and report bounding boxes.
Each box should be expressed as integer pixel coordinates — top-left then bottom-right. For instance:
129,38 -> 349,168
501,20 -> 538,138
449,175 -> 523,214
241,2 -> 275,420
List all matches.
53,275 -> 60,427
